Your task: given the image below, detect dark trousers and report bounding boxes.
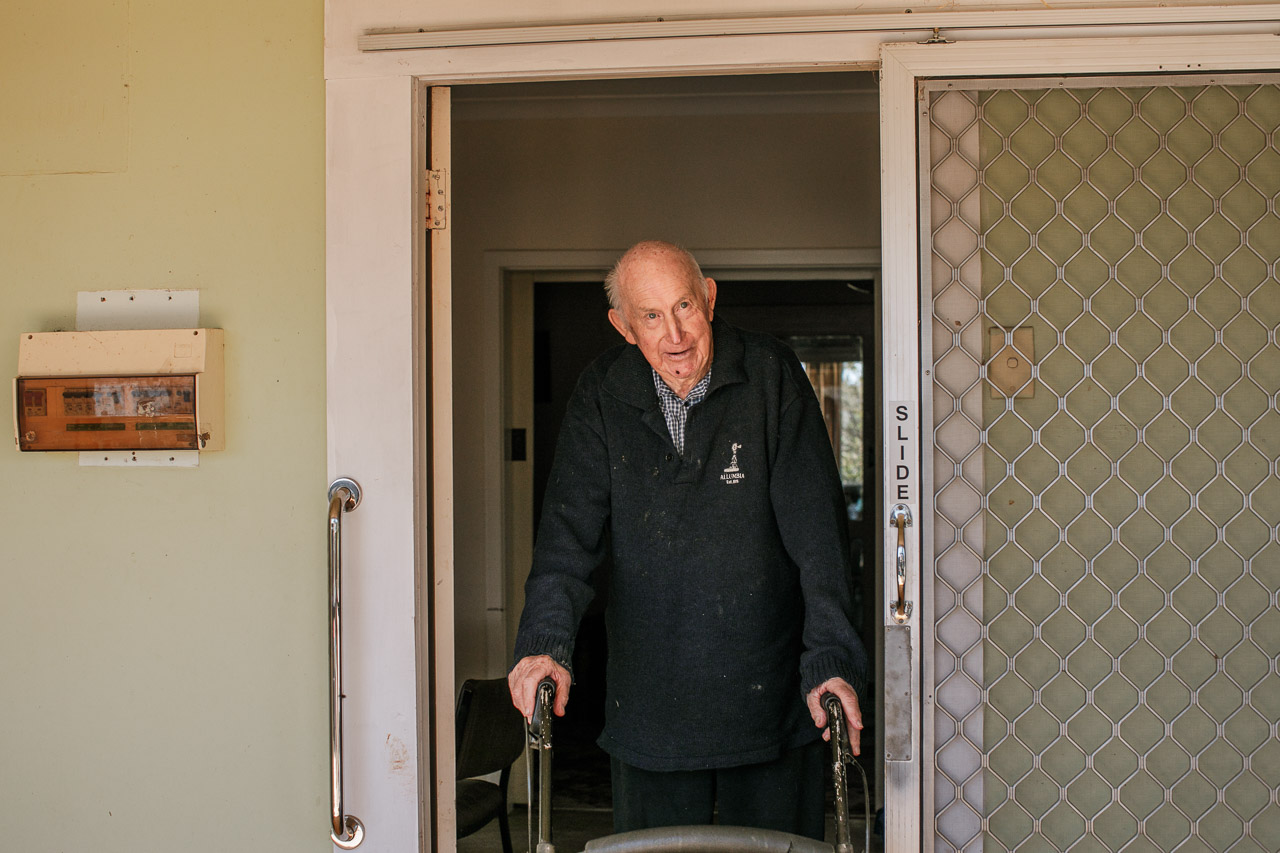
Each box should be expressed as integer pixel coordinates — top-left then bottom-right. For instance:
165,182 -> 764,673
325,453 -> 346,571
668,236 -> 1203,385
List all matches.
610,740 -> 827,840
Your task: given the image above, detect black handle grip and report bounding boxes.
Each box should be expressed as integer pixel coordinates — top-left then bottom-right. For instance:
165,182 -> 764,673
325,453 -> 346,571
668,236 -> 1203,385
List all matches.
822,691 -> 843,721
822,692 -> 852,762
530,676 -> 557,733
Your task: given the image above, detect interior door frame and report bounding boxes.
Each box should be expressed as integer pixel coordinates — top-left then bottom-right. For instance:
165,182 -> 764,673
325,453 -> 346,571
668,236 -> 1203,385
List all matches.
486,249 -> 885,686
878,33 -> 1280,851
494,253 -> 884,813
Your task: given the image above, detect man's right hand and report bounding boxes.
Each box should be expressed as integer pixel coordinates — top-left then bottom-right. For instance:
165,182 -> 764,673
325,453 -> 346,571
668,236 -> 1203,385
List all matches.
508,655 -> 572,721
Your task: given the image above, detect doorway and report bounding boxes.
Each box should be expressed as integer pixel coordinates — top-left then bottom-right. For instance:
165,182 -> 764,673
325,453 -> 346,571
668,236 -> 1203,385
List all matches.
449,71 -> 885,848
533,277 -> 878,829
462,273 -> 882,850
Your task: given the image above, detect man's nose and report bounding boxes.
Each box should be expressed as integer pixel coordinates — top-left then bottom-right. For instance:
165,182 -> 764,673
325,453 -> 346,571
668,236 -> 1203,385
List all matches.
665,314 -> 684,343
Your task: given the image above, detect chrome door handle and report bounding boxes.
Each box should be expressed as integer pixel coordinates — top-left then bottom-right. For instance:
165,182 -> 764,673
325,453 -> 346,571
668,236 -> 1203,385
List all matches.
890,504 -> 913,623
329,478 -> 365,849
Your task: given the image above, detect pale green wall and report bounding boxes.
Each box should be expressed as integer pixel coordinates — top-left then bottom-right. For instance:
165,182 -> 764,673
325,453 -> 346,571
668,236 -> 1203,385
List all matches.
0,2 -> 327,851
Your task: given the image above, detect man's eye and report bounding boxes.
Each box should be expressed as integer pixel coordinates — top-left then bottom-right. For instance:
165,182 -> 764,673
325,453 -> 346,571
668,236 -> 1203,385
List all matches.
646,312 -> 658,320
679,301 -> 689,310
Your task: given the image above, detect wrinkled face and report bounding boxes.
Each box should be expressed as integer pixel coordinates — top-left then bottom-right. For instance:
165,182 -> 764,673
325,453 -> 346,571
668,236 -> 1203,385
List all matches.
608,249 -> 717,399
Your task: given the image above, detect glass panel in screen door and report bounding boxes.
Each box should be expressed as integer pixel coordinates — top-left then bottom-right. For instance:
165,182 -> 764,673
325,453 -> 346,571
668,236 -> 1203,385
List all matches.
926,78 -> 1280,852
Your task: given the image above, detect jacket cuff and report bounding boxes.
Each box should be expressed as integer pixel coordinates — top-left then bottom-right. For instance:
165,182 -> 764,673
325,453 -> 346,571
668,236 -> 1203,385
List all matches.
800,651 -> 866,698
512,632 -> 576,676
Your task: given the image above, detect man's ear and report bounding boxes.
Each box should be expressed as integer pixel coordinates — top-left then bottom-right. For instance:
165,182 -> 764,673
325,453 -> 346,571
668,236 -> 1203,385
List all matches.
705,278 -> 717,319
608,308 -> 637,344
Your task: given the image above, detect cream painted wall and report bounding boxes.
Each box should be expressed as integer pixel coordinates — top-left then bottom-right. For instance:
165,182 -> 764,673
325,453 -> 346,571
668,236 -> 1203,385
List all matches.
450,96 -> 881,685
0,2 -> 327,851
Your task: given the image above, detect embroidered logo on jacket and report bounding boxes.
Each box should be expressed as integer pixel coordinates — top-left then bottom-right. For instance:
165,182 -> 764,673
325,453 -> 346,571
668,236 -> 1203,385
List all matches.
721,442 -> 745,485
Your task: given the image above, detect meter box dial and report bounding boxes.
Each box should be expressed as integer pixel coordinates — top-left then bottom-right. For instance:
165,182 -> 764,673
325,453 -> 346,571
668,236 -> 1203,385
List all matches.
14,329 -> 224,452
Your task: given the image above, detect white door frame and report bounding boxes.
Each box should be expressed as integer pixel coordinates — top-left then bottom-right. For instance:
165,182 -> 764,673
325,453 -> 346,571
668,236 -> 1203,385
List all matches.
877,32 -> 1280,850
325,17 -> 1280,853
326,75 -> 429,853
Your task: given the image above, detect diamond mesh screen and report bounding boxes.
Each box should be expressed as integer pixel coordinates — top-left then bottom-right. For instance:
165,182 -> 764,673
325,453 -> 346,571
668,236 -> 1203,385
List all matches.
925,79 -> 1280,852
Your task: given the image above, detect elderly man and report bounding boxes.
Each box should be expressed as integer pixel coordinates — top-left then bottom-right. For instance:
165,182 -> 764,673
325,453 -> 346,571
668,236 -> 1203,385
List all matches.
509,240 -> 867,839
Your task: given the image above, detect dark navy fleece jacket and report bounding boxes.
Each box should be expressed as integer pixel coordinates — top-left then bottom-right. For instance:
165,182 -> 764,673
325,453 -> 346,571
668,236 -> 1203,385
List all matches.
513,318 -> 868,772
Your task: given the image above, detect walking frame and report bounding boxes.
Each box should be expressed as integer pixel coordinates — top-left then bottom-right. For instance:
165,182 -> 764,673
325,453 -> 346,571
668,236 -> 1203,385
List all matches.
524,679 -> 872,853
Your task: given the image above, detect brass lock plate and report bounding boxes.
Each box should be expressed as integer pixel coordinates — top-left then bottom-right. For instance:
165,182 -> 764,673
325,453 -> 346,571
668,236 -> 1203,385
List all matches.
989,326 -> 1035,398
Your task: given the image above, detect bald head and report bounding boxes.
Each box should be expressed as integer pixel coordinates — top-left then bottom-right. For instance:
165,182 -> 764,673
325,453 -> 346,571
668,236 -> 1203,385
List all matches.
604,241 -> 708,315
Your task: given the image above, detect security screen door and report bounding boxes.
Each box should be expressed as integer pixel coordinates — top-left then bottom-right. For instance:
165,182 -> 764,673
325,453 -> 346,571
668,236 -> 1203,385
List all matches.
922,75 -> 1280,851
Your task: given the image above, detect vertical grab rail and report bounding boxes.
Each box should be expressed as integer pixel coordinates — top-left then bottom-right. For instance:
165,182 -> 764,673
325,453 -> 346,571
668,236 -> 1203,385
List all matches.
329,478 -> 365,849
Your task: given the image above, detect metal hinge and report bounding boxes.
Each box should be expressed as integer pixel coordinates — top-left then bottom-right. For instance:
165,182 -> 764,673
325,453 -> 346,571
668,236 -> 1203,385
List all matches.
426,168 -> 448,230
919,27 -> 954,45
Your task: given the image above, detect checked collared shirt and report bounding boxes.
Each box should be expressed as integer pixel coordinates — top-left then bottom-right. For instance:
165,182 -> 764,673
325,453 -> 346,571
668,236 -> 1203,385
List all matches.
652,367 -> 711,457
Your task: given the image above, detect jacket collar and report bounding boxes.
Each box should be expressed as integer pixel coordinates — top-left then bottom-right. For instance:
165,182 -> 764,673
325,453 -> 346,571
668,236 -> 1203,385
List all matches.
603,316 -> 748,410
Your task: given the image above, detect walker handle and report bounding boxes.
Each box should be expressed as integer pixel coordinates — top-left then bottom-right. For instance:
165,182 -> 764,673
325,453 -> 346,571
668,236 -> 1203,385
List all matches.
822,693 -> 852,763
530,677 -> 557,734
824,692 -> 852,853
530,677 -> 557,851
821,692 -> 870,853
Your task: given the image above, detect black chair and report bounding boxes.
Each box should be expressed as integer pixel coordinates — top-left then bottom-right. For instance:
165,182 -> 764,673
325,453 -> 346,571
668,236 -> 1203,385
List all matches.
456,677 -> 526,853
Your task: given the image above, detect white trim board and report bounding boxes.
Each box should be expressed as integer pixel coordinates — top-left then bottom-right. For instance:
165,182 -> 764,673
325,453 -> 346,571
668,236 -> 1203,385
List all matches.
325,74 -> 424,853
481,248 -> 881,280
360,5 -> 1280,51
327,5 -> 1280,81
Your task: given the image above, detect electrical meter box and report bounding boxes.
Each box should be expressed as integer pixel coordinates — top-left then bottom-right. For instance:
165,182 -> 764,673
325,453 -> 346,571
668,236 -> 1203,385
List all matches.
14,329 -> 224,452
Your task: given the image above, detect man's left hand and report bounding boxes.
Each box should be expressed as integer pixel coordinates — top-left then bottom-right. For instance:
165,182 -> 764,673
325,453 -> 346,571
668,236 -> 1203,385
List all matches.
805,677 -> 862,756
